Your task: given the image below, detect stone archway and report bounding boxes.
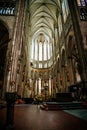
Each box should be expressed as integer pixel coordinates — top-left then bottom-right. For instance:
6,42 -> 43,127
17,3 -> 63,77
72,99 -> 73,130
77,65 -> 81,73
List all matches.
0,20 -> 9,98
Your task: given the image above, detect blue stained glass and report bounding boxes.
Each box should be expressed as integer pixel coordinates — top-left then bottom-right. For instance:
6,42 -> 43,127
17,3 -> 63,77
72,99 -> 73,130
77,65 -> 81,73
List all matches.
85,0 -> 87,4
77,0 -> 87,6
0,8 -> 3,14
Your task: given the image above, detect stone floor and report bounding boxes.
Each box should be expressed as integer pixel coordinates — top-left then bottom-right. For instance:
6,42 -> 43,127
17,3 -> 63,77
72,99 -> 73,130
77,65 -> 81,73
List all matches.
0,104 -> 87,130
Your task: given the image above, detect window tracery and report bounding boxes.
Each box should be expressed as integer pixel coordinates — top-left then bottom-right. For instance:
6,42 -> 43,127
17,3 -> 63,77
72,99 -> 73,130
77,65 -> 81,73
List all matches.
30,39 -> 52,68
0,1 -> 16,15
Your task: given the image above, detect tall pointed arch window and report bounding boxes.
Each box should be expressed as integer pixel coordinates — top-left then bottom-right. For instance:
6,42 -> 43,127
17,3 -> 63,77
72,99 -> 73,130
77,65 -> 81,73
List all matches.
62,0 -> 69,22
30,37 -> 53,68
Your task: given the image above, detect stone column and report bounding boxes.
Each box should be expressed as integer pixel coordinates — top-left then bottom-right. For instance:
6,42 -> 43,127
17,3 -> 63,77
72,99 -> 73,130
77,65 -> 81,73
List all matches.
4,0 -> 27,129
5,92 -> 17,130
67,0 -> 87,81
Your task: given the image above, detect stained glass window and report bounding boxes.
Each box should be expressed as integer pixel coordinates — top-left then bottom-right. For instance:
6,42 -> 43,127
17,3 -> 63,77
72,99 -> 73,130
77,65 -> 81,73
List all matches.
77,0 -> 87,6
85,0 -> 87,4
77,0 -> 87,21
0,1 -> 16,15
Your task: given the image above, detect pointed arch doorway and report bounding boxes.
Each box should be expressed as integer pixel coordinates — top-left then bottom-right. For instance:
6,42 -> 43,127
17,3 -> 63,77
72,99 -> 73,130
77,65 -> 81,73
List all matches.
0,20 -> 9,98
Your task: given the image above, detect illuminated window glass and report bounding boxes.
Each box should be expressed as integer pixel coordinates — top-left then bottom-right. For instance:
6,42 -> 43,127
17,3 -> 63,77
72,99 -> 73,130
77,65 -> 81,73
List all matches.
0,7 -> 3,14
44,42 -> 47,61
77,0 -> 86,6
30,40 -> 52,68
0,2 -> 15,15
35,43 -> 38,60
39,42 -> 42,61
62,1 -> 66,22
77,0 -> 81,6
58,15 -> 62,36
62,0 -> 69,22
65,0 -> 69,16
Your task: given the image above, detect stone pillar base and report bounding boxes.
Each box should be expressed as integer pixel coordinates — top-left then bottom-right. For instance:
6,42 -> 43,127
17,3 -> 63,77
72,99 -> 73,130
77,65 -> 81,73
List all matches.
4,92 -> 17,130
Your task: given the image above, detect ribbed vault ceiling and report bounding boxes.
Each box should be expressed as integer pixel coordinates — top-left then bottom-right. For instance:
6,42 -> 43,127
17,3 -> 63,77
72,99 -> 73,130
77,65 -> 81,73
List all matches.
29,0 -> 60,41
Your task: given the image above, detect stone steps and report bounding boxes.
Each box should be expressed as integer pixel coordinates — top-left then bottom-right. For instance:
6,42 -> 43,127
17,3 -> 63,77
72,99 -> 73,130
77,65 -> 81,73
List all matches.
40,101 -> 87,110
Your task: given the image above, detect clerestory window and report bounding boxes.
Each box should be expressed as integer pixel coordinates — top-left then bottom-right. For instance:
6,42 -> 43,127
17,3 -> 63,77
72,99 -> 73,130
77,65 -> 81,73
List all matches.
30,37 -> 53,68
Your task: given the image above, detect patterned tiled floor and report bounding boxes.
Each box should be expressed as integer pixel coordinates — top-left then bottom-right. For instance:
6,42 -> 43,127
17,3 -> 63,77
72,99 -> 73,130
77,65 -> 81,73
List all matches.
0,105 -> 87,130
64,109 -> 87,121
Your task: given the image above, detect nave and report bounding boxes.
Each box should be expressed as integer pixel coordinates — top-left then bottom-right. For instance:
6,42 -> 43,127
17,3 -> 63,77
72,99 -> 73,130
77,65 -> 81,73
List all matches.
0,0 -> 87,129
